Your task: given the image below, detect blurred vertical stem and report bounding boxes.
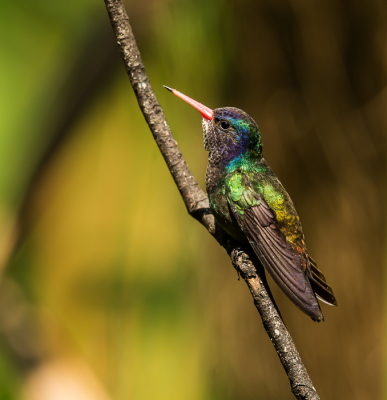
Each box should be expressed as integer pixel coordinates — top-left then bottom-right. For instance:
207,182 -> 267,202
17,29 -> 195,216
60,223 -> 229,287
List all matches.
103,1 -> 320,399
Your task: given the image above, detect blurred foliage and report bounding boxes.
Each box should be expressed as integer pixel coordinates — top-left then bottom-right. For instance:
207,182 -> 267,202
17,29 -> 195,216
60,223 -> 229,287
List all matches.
0,0 -> 385,399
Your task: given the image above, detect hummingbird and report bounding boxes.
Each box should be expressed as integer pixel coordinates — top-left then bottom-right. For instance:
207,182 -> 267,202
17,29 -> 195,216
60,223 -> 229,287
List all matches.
164,86 -> 337,321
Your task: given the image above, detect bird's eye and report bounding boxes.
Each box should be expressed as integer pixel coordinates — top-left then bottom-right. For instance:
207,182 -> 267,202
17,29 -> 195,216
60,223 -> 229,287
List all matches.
220,121 -> 230,130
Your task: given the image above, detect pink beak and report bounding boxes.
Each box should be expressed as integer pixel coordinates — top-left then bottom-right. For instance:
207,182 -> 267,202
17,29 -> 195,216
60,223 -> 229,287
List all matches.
164,86 -> 214,120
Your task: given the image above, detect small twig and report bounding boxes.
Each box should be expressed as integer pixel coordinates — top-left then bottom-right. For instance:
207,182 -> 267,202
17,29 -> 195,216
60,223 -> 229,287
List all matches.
103,1 -> 320,398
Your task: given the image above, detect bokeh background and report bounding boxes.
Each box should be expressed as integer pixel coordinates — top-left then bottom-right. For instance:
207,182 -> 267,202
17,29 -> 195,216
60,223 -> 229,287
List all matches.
0,0 -> 385,399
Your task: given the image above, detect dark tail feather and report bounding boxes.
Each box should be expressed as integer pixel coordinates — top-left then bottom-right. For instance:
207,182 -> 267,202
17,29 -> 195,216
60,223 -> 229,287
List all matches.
309,257 -> 338,306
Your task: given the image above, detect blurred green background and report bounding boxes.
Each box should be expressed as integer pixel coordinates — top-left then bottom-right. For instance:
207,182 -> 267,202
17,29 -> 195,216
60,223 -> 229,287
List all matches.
0,0 -> 384,399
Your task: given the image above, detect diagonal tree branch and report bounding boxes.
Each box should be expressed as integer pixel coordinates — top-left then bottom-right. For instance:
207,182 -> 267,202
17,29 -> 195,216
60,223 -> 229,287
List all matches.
103,1 -> 320,399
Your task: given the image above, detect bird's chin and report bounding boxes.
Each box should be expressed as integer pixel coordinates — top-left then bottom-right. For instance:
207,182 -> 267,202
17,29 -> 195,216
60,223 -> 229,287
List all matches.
202,117 -> 212,152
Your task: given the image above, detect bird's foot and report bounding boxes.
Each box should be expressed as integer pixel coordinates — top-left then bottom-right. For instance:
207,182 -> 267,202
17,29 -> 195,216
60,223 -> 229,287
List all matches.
231,247 -> 257,280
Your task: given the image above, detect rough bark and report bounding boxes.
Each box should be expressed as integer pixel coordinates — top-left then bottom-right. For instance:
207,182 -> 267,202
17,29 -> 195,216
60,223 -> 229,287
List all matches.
103,1 -> 320,398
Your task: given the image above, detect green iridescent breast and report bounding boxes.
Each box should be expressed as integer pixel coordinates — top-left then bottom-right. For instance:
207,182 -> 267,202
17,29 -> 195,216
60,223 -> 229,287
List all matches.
208,181 -> 247,243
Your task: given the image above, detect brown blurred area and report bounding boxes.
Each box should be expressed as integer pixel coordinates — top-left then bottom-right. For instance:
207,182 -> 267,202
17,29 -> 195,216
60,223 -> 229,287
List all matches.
0,0 -> 385,399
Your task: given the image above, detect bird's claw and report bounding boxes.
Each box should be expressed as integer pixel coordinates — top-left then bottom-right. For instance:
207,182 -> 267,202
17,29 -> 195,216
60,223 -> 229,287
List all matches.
231,248 -> 245,280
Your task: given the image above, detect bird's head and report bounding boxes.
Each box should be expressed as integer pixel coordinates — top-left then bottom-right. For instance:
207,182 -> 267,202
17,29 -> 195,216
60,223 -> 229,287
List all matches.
164,86 -> 262,165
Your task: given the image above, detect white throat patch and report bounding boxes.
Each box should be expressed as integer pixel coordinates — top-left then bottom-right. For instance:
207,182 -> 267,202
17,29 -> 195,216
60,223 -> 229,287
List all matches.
201,118 -> 212,151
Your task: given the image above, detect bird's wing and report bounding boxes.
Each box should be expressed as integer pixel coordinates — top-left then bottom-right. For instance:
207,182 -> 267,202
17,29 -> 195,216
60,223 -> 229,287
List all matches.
226,173 -> 324,321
